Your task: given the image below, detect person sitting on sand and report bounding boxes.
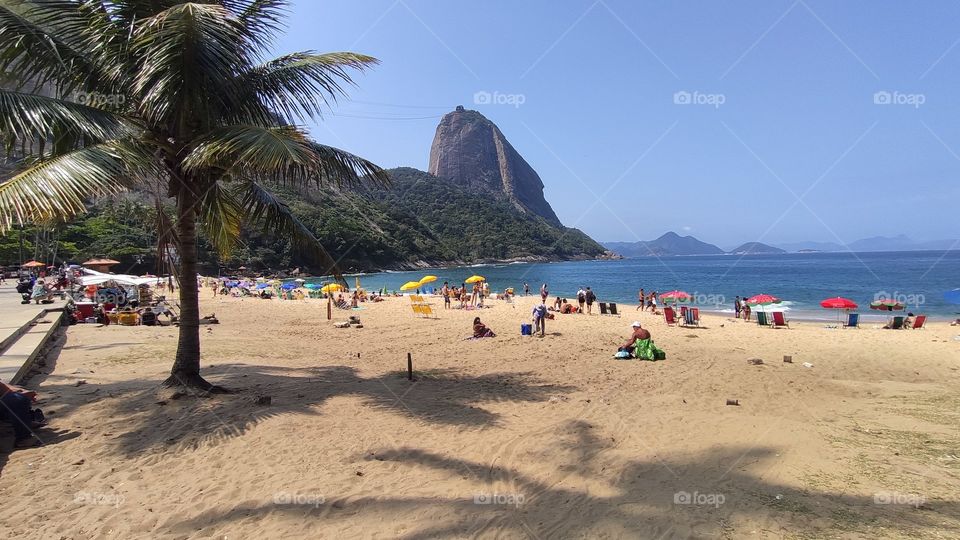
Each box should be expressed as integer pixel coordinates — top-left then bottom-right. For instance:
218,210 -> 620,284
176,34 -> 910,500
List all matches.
1,379 -> 46,448
473,317 -> 496,338
532,303 -> 548,337
561,302 -> 575,314
619,321 -> 652,352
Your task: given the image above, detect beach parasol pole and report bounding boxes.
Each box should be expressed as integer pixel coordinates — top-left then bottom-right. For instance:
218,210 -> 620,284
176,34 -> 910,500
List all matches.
407,352 -> 413,381
327,294 -> 332,320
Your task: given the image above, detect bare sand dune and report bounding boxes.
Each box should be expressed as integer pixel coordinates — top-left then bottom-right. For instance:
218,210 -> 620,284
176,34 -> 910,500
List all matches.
1,294 -> 959,539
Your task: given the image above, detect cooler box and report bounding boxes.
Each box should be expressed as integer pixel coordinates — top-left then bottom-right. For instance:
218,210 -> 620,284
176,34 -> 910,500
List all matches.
520,323 -> 532,335
75,302 -> 96,320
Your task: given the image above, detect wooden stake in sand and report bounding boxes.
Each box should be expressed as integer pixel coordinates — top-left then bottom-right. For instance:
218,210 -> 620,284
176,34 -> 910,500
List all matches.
327,295 -> 332,320
407,352 -> 413,381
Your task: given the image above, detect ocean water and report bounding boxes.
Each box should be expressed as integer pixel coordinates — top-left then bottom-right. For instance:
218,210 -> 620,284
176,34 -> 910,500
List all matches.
314,251 -> 960,321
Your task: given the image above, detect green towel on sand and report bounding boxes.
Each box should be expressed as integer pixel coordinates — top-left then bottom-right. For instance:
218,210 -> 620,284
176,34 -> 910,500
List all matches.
632,338 -> 666,361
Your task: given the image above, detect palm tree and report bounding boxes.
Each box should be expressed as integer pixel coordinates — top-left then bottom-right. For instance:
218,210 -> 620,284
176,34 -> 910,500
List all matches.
0,0 -> 389,390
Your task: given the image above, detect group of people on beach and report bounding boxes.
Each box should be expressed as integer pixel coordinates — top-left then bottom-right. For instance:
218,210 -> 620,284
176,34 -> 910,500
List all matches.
635,289 -> 660,314
440,281 -> 490,310
733,296 -> 753,321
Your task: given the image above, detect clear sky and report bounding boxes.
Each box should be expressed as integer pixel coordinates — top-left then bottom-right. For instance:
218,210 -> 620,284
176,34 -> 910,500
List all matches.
274,0 -> 960,247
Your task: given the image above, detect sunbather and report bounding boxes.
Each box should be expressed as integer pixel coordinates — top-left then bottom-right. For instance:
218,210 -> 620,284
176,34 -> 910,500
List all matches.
472,317 -> 496,338
619,321 -> 651,352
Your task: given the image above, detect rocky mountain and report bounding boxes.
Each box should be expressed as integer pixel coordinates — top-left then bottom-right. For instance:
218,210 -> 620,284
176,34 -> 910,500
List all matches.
604,232 -> 724,257
429,106 -> 562,226
727,242 -> 786,255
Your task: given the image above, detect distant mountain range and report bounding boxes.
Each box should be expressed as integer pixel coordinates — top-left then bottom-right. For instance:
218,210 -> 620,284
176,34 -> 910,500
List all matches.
604,233 -> 959,257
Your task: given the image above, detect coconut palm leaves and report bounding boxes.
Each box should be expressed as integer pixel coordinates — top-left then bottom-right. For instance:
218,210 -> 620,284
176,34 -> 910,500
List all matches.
0,0 -> 388,388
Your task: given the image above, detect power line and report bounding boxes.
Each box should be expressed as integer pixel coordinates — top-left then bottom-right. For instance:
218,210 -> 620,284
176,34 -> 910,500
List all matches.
331,112 -> 445,121
346,99 -> 454,110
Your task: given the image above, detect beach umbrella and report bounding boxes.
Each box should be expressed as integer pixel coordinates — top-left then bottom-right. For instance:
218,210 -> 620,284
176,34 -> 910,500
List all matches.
400,281 -> 421,291
21,260 -> 45,268
419,275 -> 438,285
280,282 -> 297,290
820,297 -> 858,325
870,299 -> 904,311
465,275 -> 485,284
320,283 -> 344,294
255,283 -> 270,290
944,289 -> 960,305
820,297 -> 858,310
659,290 -> 693,304
303,283 -> 321,290
746,294 -> 781,306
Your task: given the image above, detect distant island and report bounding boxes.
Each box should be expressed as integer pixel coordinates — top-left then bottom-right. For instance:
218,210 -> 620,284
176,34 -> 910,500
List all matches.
603,233 -> 959,257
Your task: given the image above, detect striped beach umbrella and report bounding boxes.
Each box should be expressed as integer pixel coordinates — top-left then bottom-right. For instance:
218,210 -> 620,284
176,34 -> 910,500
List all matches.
659,290 -> 693,304
746,294 -> 781,306
870,299 -> 904,311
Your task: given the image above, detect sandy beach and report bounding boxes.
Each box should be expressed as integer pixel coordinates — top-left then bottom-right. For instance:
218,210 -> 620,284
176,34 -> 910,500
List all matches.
1,293 -> 959,539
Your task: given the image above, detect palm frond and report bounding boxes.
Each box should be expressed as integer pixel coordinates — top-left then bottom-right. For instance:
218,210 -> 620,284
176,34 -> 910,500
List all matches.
183,124 -> 389,187
232,0 -> 286,50
238,180 -> 343,279
0,89 -> 132,142
0,0 -> 108,92
237,52 -> 379,125
131,2 -> 253,129
0,142 -> 135,231
198,180 -> 244,257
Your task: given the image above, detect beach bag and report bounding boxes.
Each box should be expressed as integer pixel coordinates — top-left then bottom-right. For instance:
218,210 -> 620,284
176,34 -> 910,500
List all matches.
520,323 -> 532,335
632,338 -> 666,361
614,350 -> 632,359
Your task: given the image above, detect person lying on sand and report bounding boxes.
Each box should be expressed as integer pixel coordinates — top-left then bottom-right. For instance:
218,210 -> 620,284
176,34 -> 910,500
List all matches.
473,317 -> 496,338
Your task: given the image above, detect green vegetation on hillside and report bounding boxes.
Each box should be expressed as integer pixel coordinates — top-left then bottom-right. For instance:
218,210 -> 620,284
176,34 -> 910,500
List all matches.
1,168 -> 604,272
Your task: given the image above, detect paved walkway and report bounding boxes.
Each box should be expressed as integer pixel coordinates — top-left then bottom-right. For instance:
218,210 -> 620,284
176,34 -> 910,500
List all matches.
0,283 -> 66,383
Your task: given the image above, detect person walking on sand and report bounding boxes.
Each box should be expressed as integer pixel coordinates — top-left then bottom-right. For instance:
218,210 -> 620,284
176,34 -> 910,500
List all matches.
540,283 -> 548,303
734,296 -> 741,319
524,282 -> 530,296
584,287 -> 596,315
577,287 -> 586,313
532,302 -> 547,337
636,288 -> 645,311
649,292 -> 658,315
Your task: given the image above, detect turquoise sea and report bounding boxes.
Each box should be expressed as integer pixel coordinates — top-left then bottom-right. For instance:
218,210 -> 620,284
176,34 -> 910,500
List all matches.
311,251 -> 960,322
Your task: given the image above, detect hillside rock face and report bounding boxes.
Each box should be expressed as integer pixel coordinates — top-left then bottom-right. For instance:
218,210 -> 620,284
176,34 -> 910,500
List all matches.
428,107 -> 562,226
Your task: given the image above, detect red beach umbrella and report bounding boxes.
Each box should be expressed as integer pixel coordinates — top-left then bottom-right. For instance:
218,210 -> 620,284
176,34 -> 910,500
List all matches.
821,297 -> 858,325
659,290 -> 693,304
820,297 -> 858,310
746,294 -> 780,306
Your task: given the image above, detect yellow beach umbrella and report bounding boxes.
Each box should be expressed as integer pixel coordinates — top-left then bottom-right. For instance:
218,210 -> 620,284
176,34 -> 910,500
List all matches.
465,275 -> 485,284
400,281 -> 421,291
419,275 -> 438,285
320,283 -> 344,294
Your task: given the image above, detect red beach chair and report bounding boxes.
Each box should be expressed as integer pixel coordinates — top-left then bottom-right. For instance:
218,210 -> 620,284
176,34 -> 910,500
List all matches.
771,311 -> 789,328
663,306 -> 678,326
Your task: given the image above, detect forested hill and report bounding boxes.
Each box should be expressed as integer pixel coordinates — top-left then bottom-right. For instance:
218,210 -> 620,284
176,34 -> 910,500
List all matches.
1,167 -> 606,273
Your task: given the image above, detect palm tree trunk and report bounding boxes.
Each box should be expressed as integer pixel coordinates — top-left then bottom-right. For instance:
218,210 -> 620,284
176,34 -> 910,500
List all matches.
164,193 -> 223,392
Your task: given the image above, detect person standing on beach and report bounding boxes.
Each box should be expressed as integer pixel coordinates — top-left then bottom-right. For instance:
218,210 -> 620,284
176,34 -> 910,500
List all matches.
441,282 -> 451,309
524,283 -> 530,296
637,289 -> 645,311
532,303 -> 547,337
649,292 -> 658,314
540,283 -> 548,303
742,297 -> 751,321
734,296 -> 741,318
584,287 -> 596,315
577,287 -> 586,313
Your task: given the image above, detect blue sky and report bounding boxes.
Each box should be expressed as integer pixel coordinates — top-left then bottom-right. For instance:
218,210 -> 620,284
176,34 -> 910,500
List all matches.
274,0 -> 960,246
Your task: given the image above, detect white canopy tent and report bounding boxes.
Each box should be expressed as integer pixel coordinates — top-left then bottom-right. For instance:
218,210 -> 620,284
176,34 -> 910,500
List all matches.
78,268 -> 169,287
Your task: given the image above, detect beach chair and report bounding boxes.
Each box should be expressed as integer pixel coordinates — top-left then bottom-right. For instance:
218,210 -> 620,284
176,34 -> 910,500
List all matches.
756,312 -> 770,326
771,311 -> 789,328
682,308 -> 699,327
910,315 -> 927,329
679,306 -> 688,319
691,308 -> 701,326
609,303 -> 621,317
663,307 -> 678,326
843,312 -> 860,329
599,302 -> 609,315
887,316 -> 904,329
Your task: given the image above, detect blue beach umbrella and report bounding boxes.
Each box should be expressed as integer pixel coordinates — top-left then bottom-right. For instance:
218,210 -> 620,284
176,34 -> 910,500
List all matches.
944,289 -> 960,305
304,283 -> 321,290
280,282 -> 297,291
255,283 -> 270,290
